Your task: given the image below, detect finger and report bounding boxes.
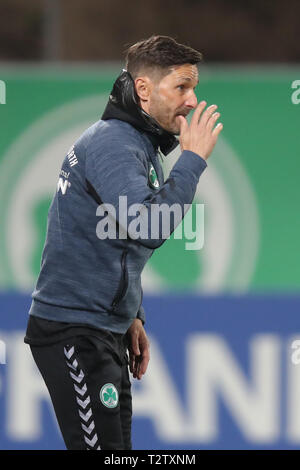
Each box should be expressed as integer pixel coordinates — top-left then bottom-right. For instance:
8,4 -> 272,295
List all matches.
139,353 -> 150,378
132,357 -> 137,378
177,115 -> 189,135
199,104 -> 218,128
190,100 -> 207,127
136,344 -> 150,379
206,112 -> 220,131
134,356 -> 142,379
131,332 -> 140,356
212,122 -> 223,138
136,357 -> 142,379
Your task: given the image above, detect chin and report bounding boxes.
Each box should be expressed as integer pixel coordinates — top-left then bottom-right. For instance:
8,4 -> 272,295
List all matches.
171,127 -> 180,136
164,123 -> 180,135
171,121 -> 181,136
158,119 -> 179,136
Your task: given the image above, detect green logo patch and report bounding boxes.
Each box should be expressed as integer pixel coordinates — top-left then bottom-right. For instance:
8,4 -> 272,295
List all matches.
100,383 -> 119,408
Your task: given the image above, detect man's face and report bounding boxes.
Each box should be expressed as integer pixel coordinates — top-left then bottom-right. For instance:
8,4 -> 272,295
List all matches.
147,64 -> 199,135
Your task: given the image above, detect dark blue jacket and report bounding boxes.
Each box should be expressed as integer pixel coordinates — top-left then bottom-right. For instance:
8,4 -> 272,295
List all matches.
29,71 -> 207,333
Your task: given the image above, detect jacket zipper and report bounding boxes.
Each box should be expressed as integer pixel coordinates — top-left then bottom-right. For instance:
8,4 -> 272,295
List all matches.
111,249 -> 128,311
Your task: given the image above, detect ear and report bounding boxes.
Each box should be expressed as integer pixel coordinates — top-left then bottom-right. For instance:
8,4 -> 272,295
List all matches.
134,76 -> 153,103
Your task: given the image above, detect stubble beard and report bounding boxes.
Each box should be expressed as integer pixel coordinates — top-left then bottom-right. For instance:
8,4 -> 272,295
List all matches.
148,94 -> 179,135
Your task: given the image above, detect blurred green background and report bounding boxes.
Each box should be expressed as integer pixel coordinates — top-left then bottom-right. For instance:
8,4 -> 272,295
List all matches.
0,65 -> 299,292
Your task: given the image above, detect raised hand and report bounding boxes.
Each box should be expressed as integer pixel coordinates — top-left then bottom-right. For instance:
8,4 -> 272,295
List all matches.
177,101 -> 223,160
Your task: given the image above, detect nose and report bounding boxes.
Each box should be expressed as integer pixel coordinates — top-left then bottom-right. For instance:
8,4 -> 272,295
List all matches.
185,90 -> 198,109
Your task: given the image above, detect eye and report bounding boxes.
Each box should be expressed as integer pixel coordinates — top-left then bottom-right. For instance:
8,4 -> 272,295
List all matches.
177,85 -> 185,91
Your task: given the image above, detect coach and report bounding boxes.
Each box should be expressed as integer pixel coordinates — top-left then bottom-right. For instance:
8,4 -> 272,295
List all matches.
24,35 -> 222,450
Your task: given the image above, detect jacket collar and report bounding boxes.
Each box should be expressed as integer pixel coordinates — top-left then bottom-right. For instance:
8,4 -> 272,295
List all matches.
101,70 -> 179,156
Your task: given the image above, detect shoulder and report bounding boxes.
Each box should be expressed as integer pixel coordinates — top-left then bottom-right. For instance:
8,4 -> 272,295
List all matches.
81,119 -> 147,155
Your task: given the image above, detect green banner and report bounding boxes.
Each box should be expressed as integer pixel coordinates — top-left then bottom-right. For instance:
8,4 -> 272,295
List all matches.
0,65 -> 299,292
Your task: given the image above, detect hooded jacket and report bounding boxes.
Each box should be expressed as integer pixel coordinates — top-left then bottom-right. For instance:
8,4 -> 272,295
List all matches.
28,70 -> 207,334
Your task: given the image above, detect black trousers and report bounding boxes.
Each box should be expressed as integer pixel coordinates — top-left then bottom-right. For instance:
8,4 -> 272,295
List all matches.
30,332 -> 132,450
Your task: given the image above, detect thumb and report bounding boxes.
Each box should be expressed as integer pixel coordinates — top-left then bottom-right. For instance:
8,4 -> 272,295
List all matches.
177,114 -> 188,135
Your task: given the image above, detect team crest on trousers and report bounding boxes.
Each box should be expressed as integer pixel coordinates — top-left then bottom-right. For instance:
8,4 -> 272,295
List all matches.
100,383 -> 119,408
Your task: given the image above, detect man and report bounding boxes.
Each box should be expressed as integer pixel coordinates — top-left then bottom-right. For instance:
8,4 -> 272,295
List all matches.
24,35 -> 222,450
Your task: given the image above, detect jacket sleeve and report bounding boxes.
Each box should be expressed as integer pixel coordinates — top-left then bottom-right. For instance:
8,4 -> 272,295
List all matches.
136,305 -> 146,325
85,131 -> 207,249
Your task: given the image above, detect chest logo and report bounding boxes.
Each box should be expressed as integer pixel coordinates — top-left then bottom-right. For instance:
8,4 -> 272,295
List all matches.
149,164 -> 160,189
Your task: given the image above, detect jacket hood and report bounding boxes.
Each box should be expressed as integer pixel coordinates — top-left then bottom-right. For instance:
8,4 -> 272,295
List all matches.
101,70 -> 179,156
